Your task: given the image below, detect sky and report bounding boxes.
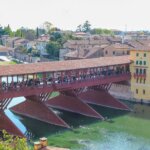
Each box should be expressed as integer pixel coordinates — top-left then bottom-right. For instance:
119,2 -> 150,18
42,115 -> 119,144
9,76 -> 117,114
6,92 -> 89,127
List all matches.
0,0 -> 150,31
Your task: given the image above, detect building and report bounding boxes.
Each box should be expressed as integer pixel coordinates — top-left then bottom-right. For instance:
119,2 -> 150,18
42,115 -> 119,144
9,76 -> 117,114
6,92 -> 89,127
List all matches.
0,45 -> 14,56
130,46 -> 150,102
63,36 -> 134,60
103,43 -> 131,56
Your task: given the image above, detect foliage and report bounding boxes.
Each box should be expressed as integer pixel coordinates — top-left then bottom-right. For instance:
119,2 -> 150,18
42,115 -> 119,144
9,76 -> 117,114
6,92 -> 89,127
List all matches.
3,25 -> 14,37
17,45 -> 28,54
0,26 -> 5,37
76,24 -> 82,32
31,49 -> 40,57
90,28 -> 114,35
37,28 -> 46,36
15,29 -> 22,37
82,20 -> 91,32
43,21 -> 53,34
0,130 -> 30,150
46,41 -> 61,58
76,20 -> 91,33
50,31 -> 62,41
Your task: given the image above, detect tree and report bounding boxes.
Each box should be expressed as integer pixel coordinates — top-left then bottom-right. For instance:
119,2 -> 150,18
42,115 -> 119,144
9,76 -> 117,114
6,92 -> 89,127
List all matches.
37,28 -> 46,36
90,28 -> 114,35
15,29 -> 22,37
76,24 -> 82,32
82,20 -> 91,33
36,27 -> 39,39
43,21 -> 53,33
46,41 -> 60,58
3,24 -> 13,36
50,31 -> 62,41
21,28 -> 36,40
0,26 -> 5,37
90,28 -> 103,34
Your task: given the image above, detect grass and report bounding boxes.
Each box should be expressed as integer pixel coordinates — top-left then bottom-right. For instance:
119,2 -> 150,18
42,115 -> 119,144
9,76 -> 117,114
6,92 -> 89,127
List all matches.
0,61 -> 17,65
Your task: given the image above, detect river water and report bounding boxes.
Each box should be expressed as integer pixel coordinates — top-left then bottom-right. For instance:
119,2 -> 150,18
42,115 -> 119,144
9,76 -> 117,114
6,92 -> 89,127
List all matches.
4,97 -> 150,150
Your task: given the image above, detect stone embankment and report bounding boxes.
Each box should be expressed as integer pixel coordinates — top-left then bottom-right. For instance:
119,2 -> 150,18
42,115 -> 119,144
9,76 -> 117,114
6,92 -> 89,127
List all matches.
109,83 -> 150,104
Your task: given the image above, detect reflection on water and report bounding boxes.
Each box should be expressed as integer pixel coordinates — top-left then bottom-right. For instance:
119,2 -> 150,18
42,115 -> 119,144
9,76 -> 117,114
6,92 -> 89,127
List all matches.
81,132 -> 150,150
5,97 -> 150,149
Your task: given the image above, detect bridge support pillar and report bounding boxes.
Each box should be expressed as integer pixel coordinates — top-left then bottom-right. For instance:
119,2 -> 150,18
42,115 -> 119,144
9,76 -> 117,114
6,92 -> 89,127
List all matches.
46,90 -> 104,119
79,86 -> 131,111
10,93 -> 70,128
0,98 -> 24,137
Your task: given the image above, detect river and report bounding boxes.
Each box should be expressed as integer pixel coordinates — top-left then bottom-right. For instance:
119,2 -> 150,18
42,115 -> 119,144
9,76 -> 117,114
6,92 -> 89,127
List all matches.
4,97 -> 150,150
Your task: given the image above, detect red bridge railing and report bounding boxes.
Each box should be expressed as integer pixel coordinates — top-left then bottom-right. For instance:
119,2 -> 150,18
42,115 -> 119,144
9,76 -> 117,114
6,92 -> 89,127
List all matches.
0,72 -> 131,99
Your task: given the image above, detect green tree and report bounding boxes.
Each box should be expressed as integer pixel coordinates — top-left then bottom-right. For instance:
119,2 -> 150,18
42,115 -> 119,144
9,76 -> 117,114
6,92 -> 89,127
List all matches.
50,31 -> 62,41
24,29 -> 36,41
46,41 -> 60,58
82,20 -> 91,33
3,25 -> 13,36
36,27 -> 39,39
0,130 -> 30,150
0,26 -> 5,37
90,28 -> 114,35
15,29 -> 22,37
76,24 -> 82,32
43,21 -> 53,33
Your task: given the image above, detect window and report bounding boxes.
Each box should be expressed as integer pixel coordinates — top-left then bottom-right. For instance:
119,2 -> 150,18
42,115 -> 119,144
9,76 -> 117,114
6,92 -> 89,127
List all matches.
140,69 -> 142,74
140,61 -> 142,65
144,53 -> 146,57
143,69 -> 146,74
136,68 -> 138,74
122,51 -> 125,55
144,61 -> 146,65
140,78 -> 142,83
136,53 -> 139,57
136,78 -> 139,83
105,51 -> 108,54
136,89 -> 138,94
136,61 -> 138,65
143,79 -> 146,84
143,89 -> 145,95
113,51 -> 115,55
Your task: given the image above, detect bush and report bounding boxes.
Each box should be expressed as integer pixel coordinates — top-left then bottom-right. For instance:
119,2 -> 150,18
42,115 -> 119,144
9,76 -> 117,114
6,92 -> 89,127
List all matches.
0,130 -> 30,150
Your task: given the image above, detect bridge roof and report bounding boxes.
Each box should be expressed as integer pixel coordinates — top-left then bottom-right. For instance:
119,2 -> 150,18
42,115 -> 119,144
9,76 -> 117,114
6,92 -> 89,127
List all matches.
0,56 -> 130,76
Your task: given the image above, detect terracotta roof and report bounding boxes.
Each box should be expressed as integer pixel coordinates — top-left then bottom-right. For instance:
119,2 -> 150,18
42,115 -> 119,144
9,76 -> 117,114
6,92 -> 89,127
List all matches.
0,56 -> 130,76
131,46 -> 150,51
104,43 -> 131,52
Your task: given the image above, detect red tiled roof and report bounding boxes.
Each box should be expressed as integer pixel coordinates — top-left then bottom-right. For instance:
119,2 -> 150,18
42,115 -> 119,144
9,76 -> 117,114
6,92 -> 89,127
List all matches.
0,56 -> 130,76
131,46 -> 150,51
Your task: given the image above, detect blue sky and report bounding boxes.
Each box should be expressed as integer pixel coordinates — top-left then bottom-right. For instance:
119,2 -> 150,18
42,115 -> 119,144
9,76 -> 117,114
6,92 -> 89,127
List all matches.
0,0 -> 150,31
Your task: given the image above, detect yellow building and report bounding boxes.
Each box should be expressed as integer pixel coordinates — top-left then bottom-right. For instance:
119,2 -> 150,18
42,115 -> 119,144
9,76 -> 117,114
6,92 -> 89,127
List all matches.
130,47 -> 150,102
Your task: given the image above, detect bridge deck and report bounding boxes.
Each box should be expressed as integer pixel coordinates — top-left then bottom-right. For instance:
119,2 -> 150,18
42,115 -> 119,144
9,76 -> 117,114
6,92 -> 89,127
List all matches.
0,56 -> 130,76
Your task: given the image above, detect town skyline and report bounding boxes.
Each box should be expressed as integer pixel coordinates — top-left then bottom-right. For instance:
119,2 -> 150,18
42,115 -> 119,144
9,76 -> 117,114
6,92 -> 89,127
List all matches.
1,0 -> 150,31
